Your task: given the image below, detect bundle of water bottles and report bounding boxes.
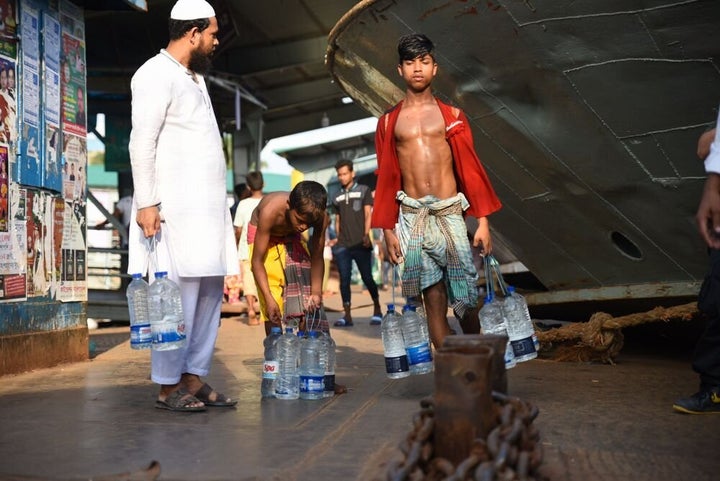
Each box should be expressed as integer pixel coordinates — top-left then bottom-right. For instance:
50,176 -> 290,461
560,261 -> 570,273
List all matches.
479,255 -> 539,369
126,271 -> 186,351
381,297 -> 434,379
260,309 -> 337,400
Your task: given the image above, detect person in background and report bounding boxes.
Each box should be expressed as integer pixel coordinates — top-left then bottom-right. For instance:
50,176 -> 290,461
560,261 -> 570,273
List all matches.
331,159 -> 382,327
127,0 -> 238,412
229,182 -> 248,233
233,171 -> 263,325
673,114 -> 720,414
372,33 -> 501,349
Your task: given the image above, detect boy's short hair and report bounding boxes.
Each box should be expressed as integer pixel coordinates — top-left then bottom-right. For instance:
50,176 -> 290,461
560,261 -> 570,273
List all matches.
246,171 -> 264,191
397,33 -> 435,63
289,181 -> 327,224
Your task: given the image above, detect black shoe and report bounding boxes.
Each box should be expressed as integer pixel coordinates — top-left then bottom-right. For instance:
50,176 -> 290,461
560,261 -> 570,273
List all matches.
672,388 -> 720,414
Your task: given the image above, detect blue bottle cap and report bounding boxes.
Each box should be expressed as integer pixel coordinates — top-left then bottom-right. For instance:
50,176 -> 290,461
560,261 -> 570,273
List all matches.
131,273 -> 143,279
270,326 -> 282,334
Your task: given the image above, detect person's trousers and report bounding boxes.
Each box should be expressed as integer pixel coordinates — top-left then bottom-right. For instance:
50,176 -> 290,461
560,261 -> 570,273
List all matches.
694,248 -> 720,390
151,274 -> 224,385
334,244 -> 379,306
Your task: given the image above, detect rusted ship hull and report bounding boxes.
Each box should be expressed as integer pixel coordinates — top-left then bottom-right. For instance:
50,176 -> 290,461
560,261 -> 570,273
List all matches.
327,0 -> 720,304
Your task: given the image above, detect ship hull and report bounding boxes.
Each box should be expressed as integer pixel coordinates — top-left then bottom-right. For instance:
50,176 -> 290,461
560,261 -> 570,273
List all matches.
327,0 -> 720,302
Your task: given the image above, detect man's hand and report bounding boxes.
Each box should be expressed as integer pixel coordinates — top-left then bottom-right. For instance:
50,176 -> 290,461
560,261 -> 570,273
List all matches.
698,128 -> 716,161
697,174 -> 720,249
362,233 -> 372,248
136,205 -> 161,238
472,217 -> 492,255
383,229 -> 403,264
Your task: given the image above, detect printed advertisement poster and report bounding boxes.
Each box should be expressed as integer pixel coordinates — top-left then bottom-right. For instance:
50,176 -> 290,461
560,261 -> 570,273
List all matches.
25,189 -> 54,298
60,33 -> 85,136
0,56 -> 15,146
62,132 -> 85,202
19,1 -> 41,187
44,13 -> 61,191
59,0 -> 84,41
0,0 -> 18,58
58,194 -> 86,302
0,220 -> 27,302
0,144 -> 8,232
58,132 -> 86,302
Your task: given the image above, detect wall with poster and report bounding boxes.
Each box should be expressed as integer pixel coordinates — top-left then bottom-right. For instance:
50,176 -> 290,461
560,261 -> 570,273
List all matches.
0,0 -> 88,375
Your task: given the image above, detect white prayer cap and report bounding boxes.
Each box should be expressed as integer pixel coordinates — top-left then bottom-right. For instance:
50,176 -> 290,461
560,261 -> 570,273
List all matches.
170,0 -> 215,20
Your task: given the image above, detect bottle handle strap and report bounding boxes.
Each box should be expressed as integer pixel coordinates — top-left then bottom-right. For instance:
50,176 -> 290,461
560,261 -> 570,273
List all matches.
483,254 -> 508,300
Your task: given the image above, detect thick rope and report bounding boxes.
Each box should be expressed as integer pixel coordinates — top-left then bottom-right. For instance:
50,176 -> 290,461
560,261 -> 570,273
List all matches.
536,301 -> 698,363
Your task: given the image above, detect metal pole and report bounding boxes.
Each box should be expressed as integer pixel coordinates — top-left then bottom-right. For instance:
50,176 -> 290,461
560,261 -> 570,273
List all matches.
433,343 -> 496,465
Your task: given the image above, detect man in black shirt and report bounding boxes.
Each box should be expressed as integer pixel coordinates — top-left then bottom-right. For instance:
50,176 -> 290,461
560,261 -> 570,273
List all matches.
331,160 -> 382,326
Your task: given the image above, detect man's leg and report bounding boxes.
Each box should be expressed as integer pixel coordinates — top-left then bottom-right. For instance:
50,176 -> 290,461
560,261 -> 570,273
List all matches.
352,246 -> 382,319
423,281 -> 451,349
674,248 -> 720,413
334,245 -> 354,324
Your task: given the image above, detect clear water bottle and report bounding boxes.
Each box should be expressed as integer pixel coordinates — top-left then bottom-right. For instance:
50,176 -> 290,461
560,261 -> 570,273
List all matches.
299,330 -> 325,400
401,304 -> 433,375
503,286 -> 538,362
275,327 -> 300,400
320,331 -> 336,397
126,273 -> 152,350
406,297 -> 429,342
148,271 -> 186,351
479,295 -> 516,369
381,304 -> 411,379
261,326 -> 283,398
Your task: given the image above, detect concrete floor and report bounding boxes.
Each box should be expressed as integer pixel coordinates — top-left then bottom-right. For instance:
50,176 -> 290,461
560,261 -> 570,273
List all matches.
1,286 -> 719,480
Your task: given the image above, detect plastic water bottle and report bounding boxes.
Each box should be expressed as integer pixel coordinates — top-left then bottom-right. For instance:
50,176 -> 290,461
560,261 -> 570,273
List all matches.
320,331 -> 336,397
275,327 -> 300,400
406,297 -> 429,341
479,295 -> 516,369
299,330 -> 325,400
381,304 -> 411,379
148,271 -> 186,351
126,273 -> 152,350
401,304 -> 433,375
503,286 -> 538,362
261,326 -> 283,398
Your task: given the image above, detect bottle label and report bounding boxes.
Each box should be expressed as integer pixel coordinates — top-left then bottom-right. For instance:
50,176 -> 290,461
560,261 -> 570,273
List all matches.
130,324 -> 152,346
385,354 -> 410,374
153,322 -> 186,344
406,342 -> 432,365
510,336 -> 536,356
263,360 -> 279,379
299,375 -> 324,393
323,373 -> 335,392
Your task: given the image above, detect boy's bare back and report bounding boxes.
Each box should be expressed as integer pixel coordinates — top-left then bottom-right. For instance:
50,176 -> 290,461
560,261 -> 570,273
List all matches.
250,191 -> 294,237
395,99 -> 458,200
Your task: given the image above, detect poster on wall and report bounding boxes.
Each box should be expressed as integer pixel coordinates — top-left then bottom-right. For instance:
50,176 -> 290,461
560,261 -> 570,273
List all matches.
43,11 -> 61,191
0,219 -> 27,302
58,132 -> 86,302
60,33 -> 85,136
0,56 -> 16,147
25,188 -> 54,298
0,0 -> 18,59
0,144 -> 8,232
18,0 -> 41,187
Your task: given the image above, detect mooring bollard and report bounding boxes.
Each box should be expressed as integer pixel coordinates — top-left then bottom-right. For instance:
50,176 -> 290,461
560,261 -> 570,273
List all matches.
433,343 -> 496,465
443,334 -> 510,394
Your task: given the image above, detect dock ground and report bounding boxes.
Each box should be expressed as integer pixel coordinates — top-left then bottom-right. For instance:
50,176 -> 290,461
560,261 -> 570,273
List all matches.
1,285 -> 719,480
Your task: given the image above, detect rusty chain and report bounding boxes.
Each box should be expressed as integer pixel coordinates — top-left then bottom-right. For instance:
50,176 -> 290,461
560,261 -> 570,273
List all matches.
386,392 -> 544,481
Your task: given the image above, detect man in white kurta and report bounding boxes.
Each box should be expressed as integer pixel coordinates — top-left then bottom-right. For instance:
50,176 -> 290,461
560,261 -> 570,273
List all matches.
127,0 -> 238,412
